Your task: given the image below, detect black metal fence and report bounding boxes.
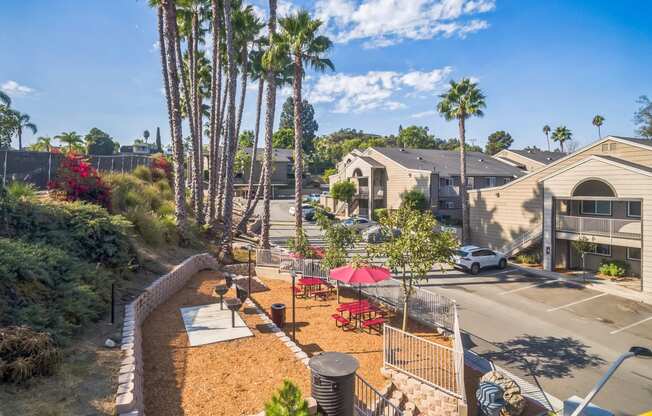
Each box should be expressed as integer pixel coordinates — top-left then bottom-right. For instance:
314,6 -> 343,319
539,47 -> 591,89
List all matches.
0,150 -> 152,190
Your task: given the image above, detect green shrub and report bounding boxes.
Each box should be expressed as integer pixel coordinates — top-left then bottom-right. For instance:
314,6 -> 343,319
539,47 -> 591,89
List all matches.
132,165 -> 153,182
0,197 -> 135,269
5,181 -> 37,201
0,238 -> 118,342
321,167 -> 337,183
400,188 -> 428,211
515,252 -> 541,264
599,260 -> 630,277
125,208 -> 166,246
264,380 -> 309,416
330,180 -> 356,203
372,208 -> 388,222
0,326 -> 62,383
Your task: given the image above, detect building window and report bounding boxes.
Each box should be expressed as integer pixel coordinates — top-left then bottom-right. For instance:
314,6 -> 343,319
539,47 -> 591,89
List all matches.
627,201 -> 641,218
587,243 -> 611,256
488,177 -> 497,187
627,247 -> 641,261
440,177 -> 453,187
503,177 -> 511,184
581,200 -> 612,216
601,143 -> 609,152
439,200 -> 456,209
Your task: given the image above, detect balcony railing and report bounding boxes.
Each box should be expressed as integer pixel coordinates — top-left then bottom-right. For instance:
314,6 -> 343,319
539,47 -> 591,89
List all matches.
439,186 -> 459,197
556,215 -> 641,239
355,186 -> 369,198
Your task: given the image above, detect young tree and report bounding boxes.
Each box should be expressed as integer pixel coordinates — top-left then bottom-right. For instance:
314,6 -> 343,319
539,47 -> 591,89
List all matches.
484,130 -> 513,155
437,78 -> 486,244
396,125 -> 437,149
239,129 -> 255,147
9,110 -> 37,151
272,127 -> 294,148
571,236 -> 597,281
316,211 -> 359,270
269,9 -> 334,242
279,97 -> 319,153
552,126 -> 572,152
400,188 -> 428,211
542,124 -> 551,151
330,180 -> 356,204
634,95 -> 652,138
369,207 -> 457,330
592,115 -> 605,139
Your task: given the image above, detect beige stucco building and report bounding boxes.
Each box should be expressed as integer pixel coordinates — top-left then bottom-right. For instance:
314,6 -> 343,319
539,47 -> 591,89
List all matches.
468,136 -> 652,293
323,147 -> 524,221
493,148 -> 566,172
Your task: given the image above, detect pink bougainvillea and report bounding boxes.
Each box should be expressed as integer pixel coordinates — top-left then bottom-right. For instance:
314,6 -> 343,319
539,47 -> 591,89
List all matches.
48,153 -> 111,208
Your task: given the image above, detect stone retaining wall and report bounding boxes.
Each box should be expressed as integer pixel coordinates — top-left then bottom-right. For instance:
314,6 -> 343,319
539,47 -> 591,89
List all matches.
114,253 -> 221,416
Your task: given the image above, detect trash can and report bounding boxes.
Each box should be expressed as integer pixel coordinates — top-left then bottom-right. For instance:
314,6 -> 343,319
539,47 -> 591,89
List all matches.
309,352 -> 359,416
271,303 -> 286,328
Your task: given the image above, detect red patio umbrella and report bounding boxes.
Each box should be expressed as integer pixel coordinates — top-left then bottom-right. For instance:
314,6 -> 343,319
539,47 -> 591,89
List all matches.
329,264 -> 391,302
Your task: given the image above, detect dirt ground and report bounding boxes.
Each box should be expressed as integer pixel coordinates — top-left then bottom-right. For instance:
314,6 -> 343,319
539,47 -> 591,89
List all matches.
0,240 -> 212,416
142,270 -> 310,416
252,277 -> 452,390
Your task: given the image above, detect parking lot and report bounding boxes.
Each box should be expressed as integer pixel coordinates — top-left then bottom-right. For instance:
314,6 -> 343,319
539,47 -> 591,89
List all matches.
420,267 -> 652,414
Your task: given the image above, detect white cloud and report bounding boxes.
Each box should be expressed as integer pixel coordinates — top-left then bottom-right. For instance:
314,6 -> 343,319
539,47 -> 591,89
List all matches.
315,0 -> 494,48
307,68 -> 451,113
411,110 -> 438,118
150,41 -> 160,53
1,80 -> 35,97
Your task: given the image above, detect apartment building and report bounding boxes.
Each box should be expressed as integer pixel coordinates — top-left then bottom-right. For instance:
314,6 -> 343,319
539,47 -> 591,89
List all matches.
324,147 -> 524,221
468,136 -> 652,293
493,148 -> 566,172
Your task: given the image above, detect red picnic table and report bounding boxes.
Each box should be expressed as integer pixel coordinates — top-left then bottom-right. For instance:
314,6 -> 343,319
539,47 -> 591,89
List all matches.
333,300 -> 386,333
297,277 -> 323,298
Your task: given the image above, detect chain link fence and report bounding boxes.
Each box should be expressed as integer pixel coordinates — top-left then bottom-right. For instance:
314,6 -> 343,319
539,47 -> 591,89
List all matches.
0,150 -> 152,190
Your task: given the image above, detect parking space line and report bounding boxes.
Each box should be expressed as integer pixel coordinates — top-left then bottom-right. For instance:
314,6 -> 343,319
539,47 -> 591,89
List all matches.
499,279 -> 561,295
546,293 -> 608,312
609,316 -> 652,335
493,268 -> 518,276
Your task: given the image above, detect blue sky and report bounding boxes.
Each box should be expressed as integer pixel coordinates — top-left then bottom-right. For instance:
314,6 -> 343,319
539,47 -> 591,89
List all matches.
1,0 -> 651,151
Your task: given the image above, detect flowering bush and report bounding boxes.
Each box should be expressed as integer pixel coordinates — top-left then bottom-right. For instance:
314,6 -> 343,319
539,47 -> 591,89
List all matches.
151,153 -> 173,184
48,153 -> 111,208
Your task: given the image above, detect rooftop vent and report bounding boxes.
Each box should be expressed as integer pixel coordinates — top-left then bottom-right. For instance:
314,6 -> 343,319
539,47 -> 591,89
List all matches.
417,156 -> 423,160
546,157 -> 552,161
399,148 -> 406,152
478,158 -> 484,162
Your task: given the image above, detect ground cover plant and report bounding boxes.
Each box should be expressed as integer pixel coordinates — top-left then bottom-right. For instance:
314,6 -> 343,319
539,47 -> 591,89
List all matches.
0,326 -> 62,384
598,260 -> 630,278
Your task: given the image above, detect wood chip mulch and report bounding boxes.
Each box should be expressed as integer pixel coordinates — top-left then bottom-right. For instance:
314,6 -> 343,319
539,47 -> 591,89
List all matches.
142,270 -> 310,416
251,277 -> 452,389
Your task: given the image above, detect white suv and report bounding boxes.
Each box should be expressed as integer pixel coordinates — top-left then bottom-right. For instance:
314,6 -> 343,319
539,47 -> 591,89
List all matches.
453,245 -> 507,275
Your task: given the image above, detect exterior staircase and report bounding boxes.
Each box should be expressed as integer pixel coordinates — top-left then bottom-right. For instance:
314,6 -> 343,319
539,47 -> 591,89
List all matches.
498,221 -> 543,257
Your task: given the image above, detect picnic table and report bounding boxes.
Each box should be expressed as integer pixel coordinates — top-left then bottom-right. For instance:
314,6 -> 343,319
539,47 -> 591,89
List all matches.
332,300 -> 386,333
297,277 -> 323,298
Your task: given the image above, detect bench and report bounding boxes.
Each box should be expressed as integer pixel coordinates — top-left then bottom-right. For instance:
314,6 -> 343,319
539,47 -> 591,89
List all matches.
361,317 -> 386,334
292,286 -> 305,298
331,313 -> 352,330
312,289 -> 332,300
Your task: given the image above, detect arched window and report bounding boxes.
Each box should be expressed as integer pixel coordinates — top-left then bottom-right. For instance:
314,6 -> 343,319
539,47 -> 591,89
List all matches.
352,168 -> 363,177
572,179 -> 616,198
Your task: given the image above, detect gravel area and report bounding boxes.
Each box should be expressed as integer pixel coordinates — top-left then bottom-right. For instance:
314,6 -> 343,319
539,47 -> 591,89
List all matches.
142,270 -> 310,416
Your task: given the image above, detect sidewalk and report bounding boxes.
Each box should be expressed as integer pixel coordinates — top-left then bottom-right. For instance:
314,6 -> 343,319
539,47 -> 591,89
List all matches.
511,263 -> 652,306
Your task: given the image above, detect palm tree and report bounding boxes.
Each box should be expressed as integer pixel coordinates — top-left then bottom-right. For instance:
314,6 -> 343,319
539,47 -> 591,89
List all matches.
543,124 -> 551,151
143,129 -> 151,143
260,0 -> 279,249
0,91 -> 10,107
55,131 -> 83,153
218,0 -> 239,259
206,0 -> 223,224
552,126 -> 572,153
269,9 -> 334,242
29,136 -> 53,152
10,111 -> 37,151
592,115 -> 605,139
437,78 -> 486,244
159,0 -> 188,233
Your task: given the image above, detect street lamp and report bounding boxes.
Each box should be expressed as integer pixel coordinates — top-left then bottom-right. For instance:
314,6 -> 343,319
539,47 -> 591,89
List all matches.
290,270 -> 297,342
570,346 -> 652,416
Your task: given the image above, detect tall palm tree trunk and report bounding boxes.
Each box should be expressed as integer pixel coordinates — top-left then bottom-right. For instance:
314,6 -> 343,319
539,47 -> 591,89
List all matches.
235,46 -> 249,139
17,129 -> 22,151
292,53 -> 304,242
190,12 -> 204,224
220,0 -> 238,257
207,0 -> 222,224
161,0 -> 187,233
216,71 -> 230,218
260,0 -> 277,249
458,117 -> 469,244
245,77 -> 265,210
158,7 -> 173,129
235,165 -> 266,234
546,133 -> 550,152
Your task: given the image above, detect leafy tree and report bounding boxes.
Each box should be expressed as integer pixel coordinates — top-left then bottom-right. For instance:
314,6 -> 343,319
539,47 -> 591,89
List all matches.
485,130 -> 513,155
634,95 -> 652,138
316,210 -> 359,270
264,380 -> 309,416
542,125 -> 551,151
437,78 -> 486,244
238,129 -> 255,148
279,97 -> 319,154
234,148 -> 252,176
592,115 -> 605,139
396,125 -> 438,149
523,145 -> 541,152
0,91 -> 11,107
312,128 -> 385,172
571,236 -> 597,280
330,180 -> 356,203
0,105 -> 17,149
400,188 -> 428,211
368,207 -> 457,330
85,128 -> 116,155
551,126 -> 572,152
321,167 -> 337,182
272,128 -> 294,149
438,138 -> 483,152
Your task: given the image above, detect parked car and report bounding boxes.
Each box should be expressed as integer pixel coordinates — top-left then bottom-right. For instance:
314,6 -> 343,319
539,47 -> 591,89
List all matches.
305,207 -> 335,222
361,225 -> 400,243
289,203 -> 316,219
341,216 -> 375,232
453,245 -> 507,275
304,193 -> 321,203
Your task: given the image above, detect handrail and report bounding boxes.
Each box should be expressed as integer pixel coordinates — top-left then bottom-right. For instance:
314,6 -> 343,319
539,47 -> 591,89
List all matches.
556,215 -> 641,239
354,373 -> 404,416
498,220 -> 542,256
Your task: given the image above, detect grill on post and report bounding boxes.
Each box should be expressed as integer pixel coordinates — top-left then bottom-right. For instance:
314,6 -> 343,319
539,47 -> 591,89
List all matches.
309,352 -> 359,416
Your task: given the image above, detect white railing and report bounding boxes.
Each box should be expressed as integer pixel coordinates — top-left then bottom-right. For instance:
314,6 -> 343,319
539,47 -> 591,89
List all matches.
452,302 -> 466,403
499,221 -> 543,257
439,186 -> 460,197
354,374 -> 404,416
556,215 -> 641,239
384,325 -> 464,399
